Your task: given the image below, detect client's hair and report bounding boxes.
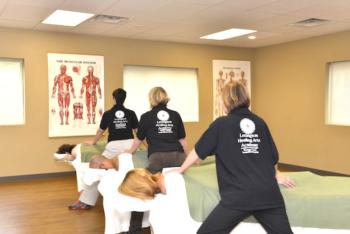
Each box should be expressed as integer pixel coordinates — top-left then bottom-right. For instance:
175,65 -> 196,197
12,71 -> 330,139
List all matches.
56,144 -> 76,154
89,155 -> 107,168
118,168 -> 161,200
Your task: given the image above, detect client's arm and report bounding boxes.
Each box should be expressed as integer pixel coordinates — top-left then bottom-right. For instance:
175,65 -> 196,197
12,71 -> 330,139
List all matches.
275,165 -> 296,188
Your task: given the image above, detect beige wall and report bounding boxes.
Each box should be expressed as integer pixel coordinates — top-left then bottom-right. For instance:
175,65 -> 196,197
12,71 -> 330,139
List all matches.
253,30 -> 350,175
0,27 -> 254,177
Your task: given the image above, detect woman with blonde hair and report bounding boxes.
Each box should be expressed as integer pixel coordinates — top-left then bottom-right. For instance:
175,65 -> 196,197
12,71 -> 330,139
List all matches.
119,168 -> 201,234
125,87 -> 189,234
173,80 -> 293,234
126,86 -> 188,173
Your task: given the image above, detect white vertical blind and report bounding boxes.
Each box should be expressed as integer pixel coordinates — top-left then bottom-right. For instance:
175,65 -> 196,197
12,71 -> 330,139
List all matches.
327,61 -> 350,126
0,58 -> 25,125
123,65 -> 199,122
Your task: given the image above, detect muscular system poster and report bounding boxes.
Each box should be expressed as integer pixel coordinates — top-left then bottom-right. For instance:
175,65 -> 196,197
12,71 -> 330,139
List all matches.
48,53 -> 104,137
212,60 -> 251,120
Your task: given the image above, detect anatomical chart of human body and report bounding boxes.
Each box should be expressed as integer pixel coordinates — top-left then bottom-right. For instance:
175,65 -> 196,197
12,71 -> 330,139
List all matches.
48,53 -> 104,137
212,60 -> 251,120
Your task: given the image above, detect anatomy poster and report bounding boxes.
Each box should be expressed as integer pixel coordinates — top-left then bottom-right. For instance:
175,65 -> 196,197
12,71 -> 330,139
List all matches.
213,60 -> 251,120
48,53 -> 104,137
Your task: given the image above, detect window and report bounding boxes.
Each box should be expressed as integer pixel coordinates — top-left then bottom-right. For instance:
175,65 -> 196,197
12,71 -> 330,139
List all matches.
123,65 -> 199,122
326,61 -> 350,126
0,58 -> 25,125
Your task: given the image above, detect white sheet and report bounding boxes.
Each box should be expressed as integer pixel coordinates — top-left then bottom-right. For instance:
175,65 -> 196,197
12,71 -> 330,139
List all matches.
97,154 -> 151,234
111,169 -> 350,234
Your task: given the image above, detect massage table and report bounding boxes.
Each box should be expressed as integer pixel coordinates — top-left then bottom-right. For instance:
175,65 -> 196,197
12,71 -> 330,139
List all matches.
103,158 -> 350,233
72,144 -> 350,234
63,143 -> 152,234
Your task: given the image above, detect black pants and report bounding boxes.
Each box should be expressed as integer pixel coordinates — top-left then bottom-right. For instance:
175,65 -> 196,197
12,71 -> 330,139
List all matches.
197,204 -> 293,234
148,151 -> 186,173
128,211 -> 144,234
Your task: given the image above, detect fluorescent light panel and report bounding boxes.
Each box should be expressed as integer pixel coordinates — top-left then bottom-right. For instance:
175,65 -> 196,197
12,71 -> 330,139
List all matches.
42,10 -> 94,27
201,28 -> 257,40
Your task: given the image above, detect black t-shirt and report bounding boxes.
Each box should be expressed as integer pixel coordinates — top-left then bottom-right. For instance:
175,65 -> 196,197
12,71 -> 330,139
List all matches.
100,104 -> 138,142
137,104 -> 186,156
195,107 -> 284,210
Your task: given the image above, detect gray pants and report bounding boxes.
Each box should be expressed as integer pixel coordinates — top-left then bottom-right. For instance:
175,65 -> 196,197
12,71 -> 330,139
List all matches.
148,151 -> 186,173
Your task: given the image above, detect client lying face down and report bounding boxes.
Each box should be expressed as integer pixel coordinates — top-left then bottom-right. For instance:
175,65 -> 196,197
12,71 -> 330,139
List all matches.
118,168 -> 166,200
89,155 -> 119,170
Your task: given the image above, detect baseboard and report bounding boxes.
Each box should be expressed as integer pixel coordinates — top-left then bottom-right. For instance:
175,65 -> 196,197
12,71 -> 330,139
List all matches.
278,163 -> 350,177
0,171 -> 76,183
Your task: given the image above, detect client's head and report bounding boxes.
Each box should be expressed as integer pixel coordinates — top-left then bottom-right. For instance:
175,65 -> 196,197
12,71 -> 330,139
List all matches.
148,87 -> 169,108
118,168 -> 161,200
89,155 -> 117,169
56,144 -> 76,154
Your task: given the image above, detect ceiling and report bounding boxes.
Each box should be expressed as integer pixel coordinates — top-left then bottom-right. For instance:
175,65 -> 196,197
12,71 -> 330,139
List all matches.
1,0 -> 350,48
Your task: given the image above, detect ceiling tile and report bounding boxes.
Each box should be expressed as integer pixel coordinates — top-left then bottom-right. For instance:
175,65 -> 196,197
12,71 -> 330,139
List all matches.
0,3 -> 52,22
60,0 -> 118,14
252,0 -> 320,14
5,0 -> 63,8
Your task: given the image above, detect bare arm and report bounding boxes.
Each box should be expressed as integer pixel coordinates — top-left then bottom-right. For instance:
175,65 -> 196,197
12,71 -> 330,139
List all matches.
175,149 -> 200,174
125,138 -> 142,154
85,128 -> 105,145
179,138 -> 189,156
275,164 -> 296,188
92,128 -> 105,145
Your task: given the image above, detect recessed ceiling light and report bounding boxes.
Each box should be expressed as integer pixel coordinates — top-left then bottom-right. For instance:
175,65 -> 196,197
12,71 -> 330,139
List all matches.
42,10 -> 94,27
200,28 -> 257,40
248,35 -> 256,40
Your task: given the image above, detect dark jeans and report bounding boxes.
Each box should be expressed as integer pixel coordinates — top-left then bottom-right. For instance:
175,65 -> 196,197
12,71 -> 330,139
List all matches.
128,151 -> 186,233
197,203 -> 293,234
147,151 -> 186,173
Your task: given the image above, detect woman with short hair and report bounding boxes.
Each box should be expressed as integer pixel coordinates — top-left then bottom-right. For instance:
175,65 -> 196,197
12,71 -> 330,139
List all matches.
127,86 -> 188,173
174,80 -> 294,234
126,87 -> 189,234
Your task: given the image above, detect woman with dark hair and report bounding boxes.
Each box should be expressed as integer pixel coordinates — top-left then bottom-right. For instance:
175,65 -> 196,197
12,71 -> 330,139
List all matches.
87,88 -> 139,158
61,88 -> 138,210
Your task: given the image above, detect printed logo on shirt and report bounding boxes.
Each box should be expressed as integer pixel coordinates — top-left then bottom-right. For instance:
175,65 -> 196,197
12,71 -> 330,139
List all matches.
157,110 -> 170,121
238,118 -> 260,154
115,110 -> 125,119
113,110 -> 127,129
156,110 -> 173,134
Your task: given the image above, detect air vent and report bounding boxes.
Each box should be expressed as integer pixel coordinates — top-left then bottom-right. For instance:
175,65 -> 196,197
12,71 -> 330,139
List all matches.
291,18 -> 330,27
91,15 -> 129,24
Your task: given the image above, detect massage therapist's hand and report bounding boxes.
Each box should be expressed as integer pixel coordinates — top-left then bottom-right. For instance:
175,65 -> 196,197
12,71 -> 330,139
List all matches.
276,172 -> 296,188
84,140 -> 95,145
124,149 -> 133,154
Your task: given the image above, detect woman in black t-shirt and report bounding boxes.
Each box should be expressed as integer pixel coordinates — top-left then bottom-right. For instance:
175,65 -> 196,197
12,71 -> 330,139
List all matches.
175,81 -> 294,234
127,87 -> 188,173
